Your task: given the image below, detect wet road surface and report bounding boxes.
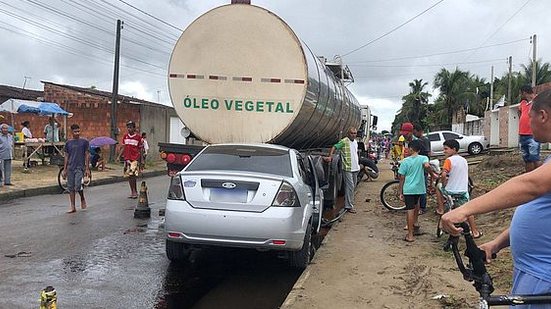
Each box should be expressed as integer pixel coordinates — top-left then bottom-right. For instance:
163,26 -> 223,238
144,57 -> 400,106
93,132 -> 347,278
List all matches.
0,176 -> 301,308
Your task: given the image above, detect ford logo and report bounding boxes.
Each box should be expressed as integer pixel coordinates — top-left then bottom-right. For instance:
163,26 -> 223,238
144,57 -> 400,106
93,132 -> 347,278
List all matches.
222,182 -> 237,189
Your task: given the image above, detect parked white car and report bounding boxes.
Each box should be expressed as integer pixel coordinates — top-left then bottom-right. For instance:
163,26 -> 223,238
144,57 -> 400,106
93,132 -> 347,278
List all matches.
164,143 -> 324,269
425,131 -> 489,155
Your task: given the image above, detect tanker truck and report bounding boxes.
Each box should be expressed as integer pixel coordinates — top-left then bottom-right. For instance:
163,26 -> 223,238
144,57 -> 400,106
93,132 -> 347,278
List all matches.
160,3 -> 370,208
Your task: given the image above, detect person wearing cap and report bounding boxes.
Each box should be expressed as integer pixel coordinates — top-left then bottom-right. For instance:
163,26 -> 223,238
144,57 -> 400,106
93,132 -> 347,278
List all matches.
393,122 -> 414,161
117,120 -> 143,199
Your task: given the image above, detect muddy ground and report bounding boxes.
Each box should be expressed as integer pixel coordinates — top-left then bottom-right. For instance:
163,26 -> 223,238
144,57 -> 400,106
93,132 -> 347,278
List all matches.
286,151 -> 526,309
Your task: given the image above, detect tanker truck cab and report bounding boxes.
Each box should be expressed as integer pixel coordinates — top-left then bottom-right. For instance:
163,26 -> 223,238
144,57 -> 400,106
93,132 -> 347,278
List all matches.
165,143 -> 324,269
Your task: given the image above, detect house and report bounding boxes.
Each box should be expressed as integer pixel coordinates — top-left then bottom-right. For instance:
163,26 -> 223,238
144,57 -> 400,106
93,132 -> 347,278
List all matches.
0,82 -> 179,161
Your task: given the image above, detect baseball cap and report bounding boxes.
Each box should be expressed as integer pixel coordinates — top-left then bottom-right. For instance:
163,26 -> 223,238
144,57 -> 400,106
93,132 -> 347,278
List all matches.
126,120 -> 135,127
400,122 -> 413,135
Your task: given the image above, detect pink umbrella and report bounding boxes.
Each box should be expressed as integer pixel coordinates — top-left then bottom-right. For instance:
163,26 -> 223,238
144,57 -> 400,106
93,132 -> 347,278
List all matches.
90,136 -> 118,147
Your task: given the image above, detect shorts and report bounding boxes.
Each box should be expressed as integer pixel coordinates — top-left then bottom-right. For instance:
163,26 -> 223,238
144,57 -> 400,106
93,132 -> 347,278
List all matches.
404,194 -> 423,210
124,160 -> 140,178
519,135 -> 540,163
67,168 -> 84,192
439,187 -> 469,208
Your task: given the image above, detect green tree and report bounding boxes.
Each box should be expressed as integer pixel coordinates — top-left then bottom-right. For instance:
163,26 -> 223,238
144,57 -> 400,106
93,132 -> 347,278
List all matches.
391,79 -> 431,133
433,68 -> 477,128
520,58 -> 551,86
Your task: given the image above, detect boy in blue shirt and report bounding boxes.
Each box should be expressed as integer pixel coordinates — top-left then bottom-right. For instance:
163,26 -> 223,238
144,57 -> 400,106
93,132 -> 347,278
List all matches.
398,139 -> 431,242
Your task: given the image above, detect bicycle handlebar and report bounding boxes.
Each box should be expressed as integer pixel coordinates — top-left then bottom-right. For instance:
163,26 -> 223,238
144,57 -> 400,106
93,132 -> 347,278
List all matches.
447,222 -> 551,307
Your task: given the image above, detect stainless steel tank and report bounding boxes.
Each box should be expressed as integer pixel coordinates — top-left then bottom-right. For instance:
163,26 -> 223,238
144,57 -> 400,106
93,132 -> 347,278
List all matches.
168,4 -> 361,149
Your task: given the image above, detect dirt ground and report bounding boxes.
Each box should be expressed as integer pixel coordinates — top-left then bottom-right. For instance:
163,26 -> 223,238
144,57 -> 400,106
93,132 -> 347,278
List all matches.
285,151 -> 526,309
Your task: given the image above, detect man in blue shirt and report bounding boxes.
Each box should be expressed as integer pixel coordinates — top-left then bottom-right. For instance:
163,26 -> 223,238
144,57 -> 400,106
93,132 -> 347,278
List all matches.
62,124 -> 90,213
442,88 -> 551,305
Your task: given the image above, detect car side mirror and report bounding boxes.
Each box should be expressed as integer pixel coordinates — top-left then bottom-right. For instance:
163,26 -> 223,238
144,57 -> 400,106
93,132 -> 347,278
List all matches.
457,136 -> 464,139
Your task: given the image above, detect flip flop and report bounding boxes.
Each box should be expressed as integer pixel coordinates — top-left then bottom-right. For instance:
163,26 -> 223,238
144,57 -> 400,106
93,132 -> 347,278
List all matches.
473,231 -> 484,239
346,208 -> 357,214
403,236 -> 415,243
66,209 -> 76,214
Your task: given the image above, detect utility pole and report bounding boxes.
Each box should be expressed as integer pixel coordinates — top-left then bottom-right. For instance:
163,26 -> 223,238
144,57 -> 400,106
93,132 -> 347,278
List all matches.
531,34 -> 537,88
110,19 -> 123,162
489,65 -> 494,110
507,56 -> 512,106
22,76 -> 31,89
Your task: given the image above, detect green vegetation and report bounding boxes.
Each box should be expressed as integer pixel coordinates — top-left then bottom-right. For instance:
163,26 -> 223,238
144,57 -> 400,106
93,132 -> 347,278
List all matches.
391,59 -> 551,133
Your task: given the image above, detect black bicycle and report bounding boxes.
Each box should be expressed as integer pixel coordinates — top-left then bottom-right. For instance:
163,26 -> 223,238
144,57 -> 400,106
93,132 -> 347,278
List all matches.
380,170 -> 473,211
446,222 -> 551,308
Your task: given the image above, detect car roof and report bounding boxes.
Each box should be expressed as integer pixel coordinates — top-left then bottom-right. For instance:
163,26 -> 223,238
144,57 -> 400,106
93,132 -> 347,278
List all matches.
205,143 -> 292,152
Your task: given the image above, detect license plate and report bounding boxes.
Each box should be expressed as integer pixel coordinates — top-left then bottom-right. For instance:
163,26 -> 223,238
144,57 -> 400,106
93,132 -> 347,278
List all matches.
210,188 -> 248,203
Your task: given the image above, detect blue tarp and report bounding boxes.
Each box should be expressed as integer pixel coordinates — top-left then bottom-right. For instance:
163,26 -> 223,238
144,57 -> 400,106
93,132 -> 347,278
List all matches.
0,99 -> 69,115
36,102 -> 69,115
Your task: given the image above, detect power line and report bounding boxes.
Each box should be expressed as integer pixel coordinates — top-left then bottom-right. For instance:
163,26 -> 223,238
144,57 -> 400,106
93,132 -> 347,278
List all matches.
115,0 -> 183,32
341,0 -> 446,57
348,38 -> 529,64
93,0 -> 180,42
0,23 -> 165,78
350,58 -> 506,68
463,0 -> 533,61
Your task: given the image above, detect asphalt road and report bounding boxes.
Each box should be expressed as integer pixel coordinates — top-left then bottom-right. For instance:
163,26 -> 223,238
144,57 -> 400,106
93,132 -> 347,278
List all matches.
0,176 -> 300,308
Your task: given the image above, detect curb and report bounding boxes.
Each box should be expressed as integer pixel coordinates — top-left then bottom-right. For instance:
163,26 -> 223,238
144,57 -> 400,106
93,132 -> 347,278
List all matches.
280,218 -> 339,309
0,170 -> 166,202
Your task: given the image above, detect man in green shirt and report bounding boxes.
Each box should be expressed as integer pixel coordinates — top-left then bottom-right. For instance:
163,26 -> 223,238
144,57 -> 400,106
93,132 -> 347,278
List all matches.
325,127 -> 360,213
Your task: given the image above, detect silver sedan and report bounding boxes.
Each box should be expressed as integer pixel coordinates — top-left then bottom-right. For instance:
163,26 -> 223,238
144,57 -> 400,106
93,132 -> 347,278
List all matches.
164,143 -> 323,269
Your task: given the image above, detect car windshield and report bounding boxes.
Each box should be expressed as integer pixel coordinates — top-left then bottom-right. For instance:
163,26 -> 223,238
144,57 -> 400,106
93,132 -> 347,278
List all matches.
185,145 -> 293,177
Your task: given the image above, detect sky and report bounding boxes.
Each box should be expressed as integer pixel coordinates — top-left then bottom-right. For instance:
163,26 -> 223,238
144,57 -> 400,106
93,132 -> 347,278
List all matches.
0,0 -> 547,132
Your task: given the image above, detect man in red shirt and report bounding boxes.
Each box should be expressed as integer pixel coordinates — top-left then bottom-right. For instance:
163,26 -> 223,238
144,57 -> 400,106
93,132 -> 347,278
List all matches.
518,85 -> 542,172
118,120 -> 143,198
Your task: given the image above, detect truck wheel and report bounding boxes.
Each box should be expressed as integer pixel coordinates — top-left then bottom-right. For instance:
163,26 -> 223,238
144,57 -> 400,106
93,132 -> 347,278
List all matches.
166,240 -> 190,263
289,223 -> 314,269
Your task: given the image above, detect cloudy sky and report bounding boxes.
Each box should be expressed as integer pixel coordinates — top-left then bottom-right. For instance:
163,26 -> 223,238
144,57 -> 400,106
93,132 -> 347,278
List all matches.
0,0 -> 547,131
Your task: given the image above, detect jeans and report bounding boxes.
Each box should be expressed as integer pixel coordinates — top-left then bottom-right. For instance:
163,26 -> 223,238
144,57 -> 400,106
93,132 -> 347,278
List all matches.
343,170 -> 358,209
0,159 -> 12,185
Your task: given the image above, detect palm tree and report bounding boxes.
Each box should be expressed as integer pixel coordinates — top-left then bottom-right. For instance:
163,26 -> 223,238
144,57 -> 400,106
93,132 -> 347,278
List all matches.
392,79 -> 432,132
520,58 -> 551,86
433,68 -> 477,128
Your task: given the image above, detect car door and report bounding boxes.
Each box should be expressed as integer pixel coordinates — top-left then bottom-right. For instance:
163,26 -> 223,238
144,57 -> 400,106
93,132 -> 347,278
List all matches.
426,133 -> 443,154
442,132 -> 466,152
307,155 -> 323,234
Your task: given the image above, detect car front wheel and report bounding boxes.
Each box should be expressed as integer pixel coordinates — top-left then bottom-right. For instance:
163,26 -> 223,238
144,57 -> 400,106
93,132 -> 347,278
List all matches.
468,142 -> 483,155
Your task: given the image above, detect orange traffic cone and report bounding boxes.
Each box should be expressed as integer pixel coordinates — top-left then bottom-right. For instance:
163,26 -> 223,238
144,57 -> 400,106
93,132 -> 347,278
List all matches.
134,181 -> 151,218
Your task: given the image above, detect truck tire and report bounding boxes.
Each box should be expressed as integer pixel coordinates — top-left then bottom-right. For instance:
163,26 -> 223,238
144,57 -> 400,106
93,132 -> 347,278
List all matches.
289,223 -> 314,269
166,240 -> 190,263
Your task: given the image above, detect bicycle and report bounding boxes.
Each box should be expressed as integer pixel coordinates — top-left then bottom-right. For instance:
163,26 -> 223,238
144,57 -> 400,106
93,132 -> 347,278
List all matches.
57,167 -> 92,192
446,222 -> 551,308
435,187 -> 466,238
380,159 -> 473,211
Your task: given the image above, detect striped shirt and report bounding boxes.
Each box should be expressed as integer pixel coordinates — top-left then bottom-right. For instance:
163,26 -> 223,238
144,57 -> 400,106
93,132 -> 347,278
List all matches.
333,137 -> 360,172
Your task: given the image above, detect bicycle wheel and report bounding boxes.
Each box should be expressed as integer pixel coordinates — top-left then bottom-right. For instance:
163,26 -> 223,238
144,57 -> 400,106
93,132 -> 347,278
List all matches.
58,167 -> 67,191
380,180 -> 406,211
